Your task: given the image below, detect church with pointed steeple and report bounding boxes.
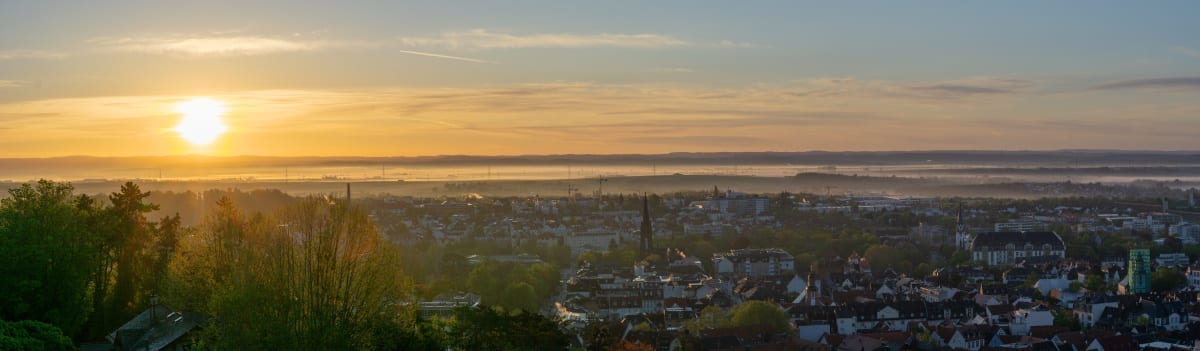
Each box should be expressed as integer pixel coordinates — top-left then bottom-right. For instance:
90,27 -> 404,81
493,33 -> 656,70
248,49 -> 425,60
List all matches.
640,194 -> 653,255
954,204 -> 973,251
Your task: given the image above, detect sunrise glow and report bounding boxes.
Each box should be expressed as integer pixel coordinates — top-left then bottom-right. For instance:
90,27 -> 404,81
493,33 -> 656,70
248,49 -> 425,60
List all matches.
173,98 -> 228,146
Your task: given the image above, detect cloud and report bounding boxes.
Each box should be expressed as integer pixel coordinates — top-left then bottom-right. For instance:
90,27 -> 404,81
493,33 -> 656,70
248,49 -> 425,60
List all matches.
909,83 -> 1018,96
6,76 -> 1195,156
1089,76 -> 1200,91
788,77 -> 1032,102
395,50 -> 495,64
715,40 -> 757,48
650,67 -> 696,73
1171,46 -> 1200,58
0,49 -> 65,60
90,35 -> 347,56
89,33 -> 493,63
0,80 -> 27,88
618,135 -> 770,146
400,29 -> 689,49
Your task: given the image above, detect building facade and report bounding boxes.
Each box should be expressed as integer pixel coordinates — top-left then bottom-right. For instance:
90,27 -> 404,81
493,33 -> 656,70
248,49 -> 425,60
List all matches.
1128,249 -> 1151,295
712,248 -> 795,278
969,231 -> 1066,266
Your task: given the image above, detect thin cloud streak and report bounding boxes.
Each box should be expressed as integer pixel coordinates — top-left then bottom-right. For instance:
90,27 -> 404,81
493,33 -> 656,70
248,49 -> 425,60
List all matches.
650,67 -> 696,73
0,49 -> 66,60
395,50 -> 495,64
1089,76 -> 1200,91
0,80 -> 27,88
89,35 -> 353,56
400,29 -> 689,49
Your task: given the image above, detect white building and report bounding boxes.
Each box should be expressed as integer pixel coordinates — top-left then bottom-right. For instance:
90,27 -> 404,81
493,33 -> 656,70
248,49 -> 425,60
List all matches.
566,229 -> 619,254
1188,262 -> 1200,289
994,220 -> 1045,232
1170,223 -> 1200,244
712,248 -> 795,278
688,191 -> 770,215
1156,253 -> 1190,268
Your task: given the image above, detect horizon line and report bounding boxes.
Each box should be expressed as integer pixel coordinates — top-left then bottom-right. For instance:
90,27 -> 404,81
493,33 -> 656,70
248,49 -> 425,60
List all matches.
3,148 -> 1200,160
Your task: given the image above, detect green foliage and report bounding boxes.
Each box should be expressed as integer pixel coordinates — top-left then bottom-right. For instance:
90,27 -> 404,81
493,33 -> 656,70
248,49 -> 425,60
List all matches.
500,282 -> 539,313
464,260 -> 561,312
1135,315 -> 1149,327
1084,274 -> 1108,292
1052,309 -> 1081,331
1024,271 -> 1041,289
449,307 -> 569,351
1068,281 -> 1083,293
728,301 -> 791,334
169,197 -> 412,351
0,319 -> 75,351
0,181 -> 99,337
684,305 -> 728,335
1151,267 -> 1187,293
864,245 -> 909,273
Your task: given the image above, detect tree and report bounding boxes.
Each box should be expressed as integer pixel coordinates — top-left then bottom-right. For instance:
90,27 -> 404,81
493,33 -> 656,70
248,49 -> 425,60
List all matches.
194,197 -> 411,350
1151,267 -> 1187,292
499,282 -> 539,313
163,196 -> 250,312
0,319 -> 74,351
1084,274 -> 1108,292
1068,281 -> 1083,293
0,181 -> 99,337
730,235 -> 751,250
1024,271 -> 1041,289
87,182 -> 160,337
728,301 -> 791,334
450,307 -> 569,351
864,245 -> 908,273
1052,309 -> 1081,331
684,305 -> 728,335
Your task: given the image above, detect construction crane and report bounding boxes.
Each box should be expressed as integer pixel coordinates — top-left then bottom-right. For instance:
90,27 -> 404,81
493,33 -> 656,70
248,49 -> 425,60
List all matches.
825,185 -> 838,198
596,177 -> 608,198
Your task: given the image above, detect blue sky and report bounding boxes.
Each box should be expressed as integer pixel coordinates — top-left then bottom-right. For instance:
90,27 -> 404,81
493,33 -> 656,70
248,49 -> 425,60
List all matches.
1,1 -> 1198,156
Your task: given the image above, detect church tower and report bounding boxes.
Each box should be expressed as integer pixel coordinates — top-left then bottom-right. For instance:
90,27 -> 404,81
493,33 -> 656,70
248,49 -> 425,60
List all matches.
640,194 -> 653,255
805,272 -> 820,306
955,204 -> 971,251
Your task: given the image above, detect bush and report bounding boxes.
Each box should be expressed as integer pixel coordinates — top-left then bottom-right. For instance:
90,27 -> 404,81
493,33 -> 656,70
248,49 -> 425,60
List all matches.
0,319 -> 75,351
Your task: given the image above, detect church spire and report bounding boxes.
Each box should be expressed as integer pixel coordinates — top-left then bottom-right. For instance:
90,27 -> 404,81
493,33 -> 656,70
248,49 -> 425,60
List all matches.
640,194 -> 653,255
806,271 -> 820,306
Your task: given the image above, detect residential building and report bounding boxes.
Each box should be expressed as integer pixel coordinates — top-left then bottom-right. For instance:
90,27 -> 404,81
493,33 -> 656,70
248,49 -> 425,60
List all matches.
1155,253 -> 1189,268
994,220 -> 1045,232
969,231 -> 1066,266
712,248 -> 795,278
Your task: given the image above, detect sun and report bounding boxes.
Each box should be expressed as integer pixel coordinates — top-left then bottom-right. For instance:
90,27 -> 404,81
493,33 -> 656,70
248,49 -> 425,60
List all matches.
173,97 -> 228,146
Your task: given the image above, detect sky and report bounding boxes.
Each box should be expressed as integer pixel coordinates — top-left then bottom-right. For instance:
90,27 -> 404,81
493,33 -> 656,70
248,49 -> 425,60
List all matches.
1,1 -> 1199,157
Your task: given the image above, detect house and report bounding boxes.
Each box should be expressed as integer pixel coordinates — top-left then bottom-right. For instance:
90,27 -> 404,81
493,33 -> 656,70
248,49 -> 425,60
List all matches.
1085,334 -> 1137,351
1073,295 -> 1119,328
419,292 -> 481,319
105,302 -> 206,351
